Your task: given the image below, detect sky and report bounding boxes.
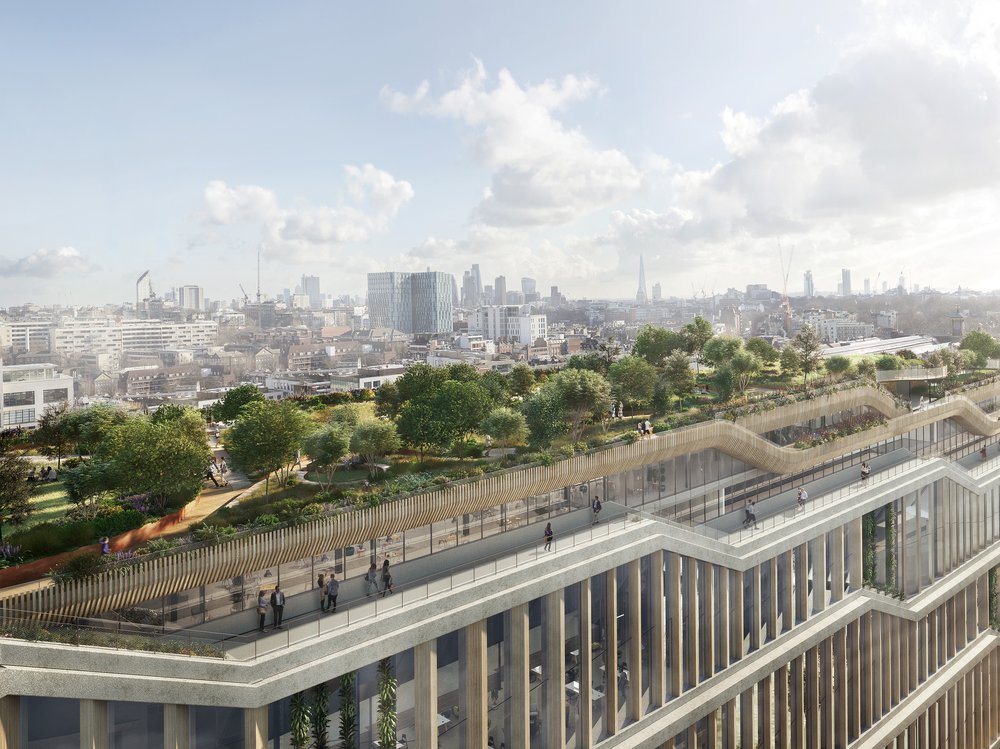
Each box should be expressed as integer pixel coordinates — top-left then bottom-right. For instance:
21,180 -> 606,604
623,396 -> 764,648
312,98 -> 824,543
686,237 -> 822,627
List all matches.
2,0 -> 1000,307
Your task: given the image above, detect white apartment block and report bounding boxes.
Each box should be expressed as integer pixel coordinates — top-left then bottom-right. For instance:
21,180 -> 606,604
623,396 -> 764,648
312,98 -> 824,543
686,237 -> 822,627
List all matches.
471,305 -> 547,344
0,363 -> 74,428
49,319 -> 219,354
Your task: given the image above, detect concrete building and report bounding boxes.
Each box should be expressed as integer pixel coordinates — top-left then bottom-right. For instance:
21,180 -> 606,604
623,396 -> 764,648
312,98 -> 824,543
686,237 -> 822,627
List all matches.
803,270 -> 814,298
842,268 -> 852,297
0,362 -> 74,428
470,306 -> 547,345
300,275 -> 322,309
48,319 -> 218,354
8,385 -> 1000,747
177,285 -> 205,312
368,271 -> 453,335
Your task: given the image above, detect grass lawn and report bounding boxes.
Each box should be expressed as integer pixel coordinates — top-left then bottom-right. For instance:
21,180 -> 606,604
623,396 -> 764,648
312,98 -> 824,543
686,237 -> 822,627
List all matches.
22,480 -> 73,529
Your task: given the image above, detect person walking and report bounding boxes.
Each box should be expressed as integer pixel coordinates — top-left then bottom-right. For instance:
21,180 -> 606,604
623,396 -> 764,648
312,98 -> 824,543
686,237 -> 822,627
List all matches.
644,419 -> 652,437
543,522 -> 554,551
219,458 -> 230,486
256,590 -> 268,632
591,495 -> 602,525
317,572 -> 327,612
381,559 -> 394,596
269,586 -> 285,629
796,487 -> 808,508
325,575 -> 340,613
365,563 -> 379,597
205,465 -> 220,487
748,499 -> 758,529
860,461 -> 871,484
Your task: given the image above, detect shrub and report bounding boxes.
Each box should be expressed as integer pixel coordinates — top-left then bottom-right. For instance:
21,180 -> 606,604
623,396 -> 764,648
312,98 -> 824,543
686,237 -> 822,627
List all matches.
192,525 -> 237,545
48,552 -> 107,582
139,538 -> 179,554
94,509 -> 147,537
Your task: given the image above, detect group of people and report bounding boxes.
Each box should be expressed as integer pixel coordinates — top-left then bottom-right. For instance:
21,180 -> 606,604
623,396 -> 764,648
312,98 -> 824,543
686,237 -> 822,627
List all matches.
366,559 -> 395,597
204,457 -> 230,487
742,499 -> 759,529
26,465 -> 56,482
636,419 -> 653,438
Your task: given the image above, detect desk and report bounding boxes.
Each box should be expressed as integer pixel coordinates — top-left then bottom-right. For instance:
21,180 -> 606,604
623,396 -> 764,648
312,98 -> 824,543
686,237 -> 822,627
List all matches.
566,681 -> 604,700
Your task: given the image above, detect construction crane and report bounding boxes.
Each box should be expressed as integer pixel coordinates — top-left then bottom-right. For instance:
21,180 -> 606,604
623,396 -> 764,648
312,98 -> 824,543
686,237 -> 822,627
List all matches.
135,270 -> 149,318
238,284 -> 250,305
778,244 -> 795,335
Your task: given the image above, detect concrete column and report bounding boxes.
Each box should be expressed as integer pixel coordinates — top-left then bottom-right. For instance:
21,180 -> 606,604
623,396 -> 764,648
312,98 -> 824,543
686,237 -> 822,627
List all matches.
849,518 -> 863,591
242,706 -> 267,749
812,534 -> 827,614
820,639 -> 834,748
957,672 -> 966,749
806,646 -> 820,749
871,612 -> 883,720
979,573 -> 990,632
732,569 -> 745,662
740,685 -> 755,749
545,591 -> 566,749
882,612 -> 894,709
578,581 -> 593,749
80,700 -> 109,749
791,655 -> 805,749
936,694 -> 947,749
718,565 -> 730,669
749,564 -> 762,651
907,619 -> 918,694
776,665 -> 790,749
703,563 -> 716,678
831,526 -> 845,603
465,618 -> 488,746
767,557 -> 779,642
668,552 -> 682,699
848,619 -> 862,739
163,704 -> 190,749
415,639 -> 439,749
706,708 -> 720,749
759,674 -> 773,748
834,629 -> 848,748
723,699 -> 737,749
649,550 -> 667,708
796,543 -> 809,624
628,560 -> 642,722
606,568 -> 619,735
685,557 -> 699,688
0,696 -> 19,749
782,550 -> 795,631
914,494 -> 924,596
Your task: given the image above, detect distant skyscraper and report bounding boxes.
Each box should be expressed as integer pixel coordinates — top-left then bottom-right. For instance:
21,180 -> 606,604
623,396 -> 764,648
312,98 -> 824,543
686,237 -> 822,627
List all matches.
494,276 -> 507,307
636,255 -> 648,303
522,277 -> 539,303
841,268 -> 852,296
300,275 -> 321,309
804,271 -> 814,298
177,285 -> 204,311
461,271 -> 479,308
864,278 -> 871,295
367,271 -> 452,334
652,282 -> 662,301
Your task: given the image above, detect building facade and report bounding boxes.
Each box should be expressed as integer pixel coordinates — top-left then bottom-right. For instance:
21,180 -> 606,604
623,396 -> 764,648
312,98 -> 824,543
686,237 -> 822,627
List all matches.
5,385 -> 1000,746
0,363 -> 74,428
367,271 -> 453,335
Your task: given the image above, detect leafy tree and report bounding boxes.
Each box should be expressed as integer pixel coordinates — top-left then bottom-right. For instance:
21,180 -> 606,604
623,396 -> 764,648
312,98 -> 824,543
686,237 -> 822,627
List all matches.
443,362 -> 481,383
508,364 -> 536,397
608,356 -> 657,411
663,351 -> 695,407
681,316 -> 714,371
479,407 -> 529,447
549,368 -> 613,442
34,403 -> 72,468
522,386 -> 568,448
432,380 -> 494,443
598,337 -> 623,374
0,433 -> 32,541
329,403 -> 372,428
149,403 -> 192,424
651,375 -> 674,416
302,424 -> 352,490
66,404 -> 129,457
714,365 -> 738,402
746,337 -> 779,366
701,335 -> 744,369
825,355 -> 853,376
479,369 -> 511,407
227,401 -> 313,496
875,354 -> 902,371
791,325 -> 823,384
62,459 -> 117,517
566,352 -> 609,375
214,384 -> 265,422
856,358 -> 876,381
779,347 -> 802,381
960,349 -> 984,370
350,421 -> 401,478
960,331 -> 1000,360
632,325 -> 686,367
894,349 -> 919,362
728,351 -> 762,395
396,399 -> 450,458
373,381 -> 402,419
395,364 -> 447,405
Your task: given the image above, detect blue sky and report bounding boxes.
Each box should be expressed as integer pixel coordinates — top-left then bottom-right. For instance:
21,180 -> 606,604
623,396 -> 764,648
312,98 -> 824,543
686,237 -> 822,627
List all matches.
2,0 -> 999,306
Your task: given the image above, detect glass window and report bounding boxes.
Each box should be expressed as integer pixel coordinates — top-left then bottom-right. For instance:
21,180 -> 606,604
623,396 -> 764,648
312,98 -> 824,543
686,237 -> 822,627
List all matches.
43,387 -> 69,403
22,697 -> 80,748
191,705 -> 242,748
3,390 -> 34,407
111,701 -> 163,749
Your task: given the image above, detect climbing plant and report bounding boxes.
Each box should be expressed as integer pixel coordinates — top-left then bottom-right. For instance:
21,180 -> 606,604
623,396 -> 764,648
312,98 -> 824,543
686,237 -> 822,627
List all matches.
990,567 -> 999,630
862,511 -> 878,586
311,683 -> 329,749
884,502 -> 897,593
338,671 -> 357,748
376,657 -> 398,749
290,691 -> 311,749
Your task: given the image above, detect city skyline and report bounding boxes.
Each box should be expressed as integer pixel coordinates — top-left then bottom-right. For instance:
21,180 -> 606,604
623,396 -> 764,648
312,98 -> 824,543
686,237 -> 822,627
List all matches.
3,1 -> 1000,307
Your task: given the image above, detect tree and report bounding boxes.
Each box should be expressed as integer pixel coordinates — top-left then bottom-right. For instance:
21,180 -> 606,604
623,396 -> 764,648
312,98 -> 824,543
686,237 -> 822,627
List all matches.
509,364 -> 536,397
302,424 -> 351,490
479,369 -> 511,407
663,351 -> 695,407
395,364 -> 447,405
66,404 -> 129,457
328,403 -> 372,428
875,354 -> 902,371
431,380 -> 493,443
373,381 -> 402,419
714,365 -> 738,402
701,335 -> 744,369
0,433 -> 32,541
34,403 -> 72,468
149,403 -> 192,424
549,368 -> 613,442
651,375 -> 674,416
62,459 -> 117,517
443,362 -> 481,383
479,407 -> 529,447
632,325 -> 686,367
746,337 -> 779,366
779,346 -> 802,381
791,326 -> 823,384
728,351 -> 762,395
959,349 -> 984,370
214,384 -> 265,422
825,355 -> 853,377
681,316 -> 714,371
522,387 -> 568,448
350,421 -> 401,478
227,401 -> 313,497
856,358 -> 877,381
396,399 -> 450,458
598,337 -> 622,374
608,356 -> 657,412
566,352 -> 609,375
960,331 -> 1000,360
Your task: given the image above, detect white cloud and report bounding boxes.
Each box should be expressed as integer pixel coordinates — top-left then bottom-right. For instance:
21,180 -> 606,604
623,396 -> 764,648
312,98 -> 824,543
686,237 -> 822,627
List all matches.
383,61 -> 643,226
202,165 -> 414,263
1,246 -> 95,277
